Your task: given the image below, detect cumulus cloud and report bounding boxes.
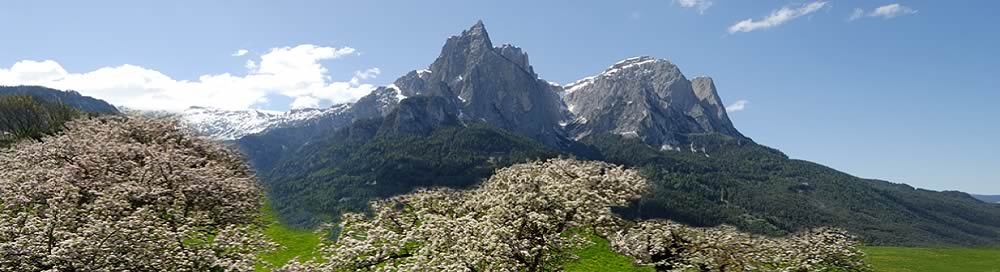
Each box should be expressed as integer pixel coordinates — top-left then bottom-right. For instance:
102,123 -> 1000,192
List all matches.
726,100 -> 748,113
232,49 -> 249,57
675,0 -> 713,14
728,1 -> 827,34
869,3 -> 917,19
0,44 -> 379,111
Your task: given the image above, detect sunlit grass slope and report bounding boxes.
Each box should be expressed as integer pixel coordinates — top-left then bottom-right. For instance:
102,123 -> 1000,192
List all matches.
257,202 -> 325,271
864,247 -> 1000,272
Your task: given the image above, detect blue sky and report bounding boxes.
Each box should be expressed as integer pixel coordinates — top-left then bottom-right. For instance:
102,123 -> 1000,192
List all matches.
1,0 -> 997,194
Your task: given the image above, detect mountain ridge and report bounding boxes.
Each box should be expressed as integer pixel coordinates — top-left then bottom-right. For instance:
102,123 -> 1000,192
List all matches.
0,85 -> 119,114
233,22 -> 1000,247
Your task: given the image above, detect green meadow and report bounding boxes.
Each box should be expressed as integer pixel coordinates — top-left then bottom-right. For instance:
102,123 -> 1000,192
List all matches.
256,203 -> 326,271
864,246 -> 1000,272
256,208 -> 1000,272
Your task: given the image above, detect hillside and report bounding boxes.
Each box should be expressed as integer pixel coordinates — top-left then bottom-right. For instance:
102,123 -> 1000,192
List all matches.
973,195 -> 1000,204
240,22 -> 1000,247
0,85 -> 119,114
255,97 -> 560,226
585,133 -> 1000,246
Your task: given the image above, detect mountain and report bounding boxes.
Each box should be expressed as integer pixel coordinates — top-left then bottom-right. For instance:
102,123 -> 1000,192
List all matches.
258,102 -> 559,226
237,86 -> 404,170
238,21 -> 1000,246
973,195 -> 1000,204
177,105 -> 350,140
388,20 -> 570,147
0,85 -> 119,114
585,133 -> 1000,246
563,57 -> 743,148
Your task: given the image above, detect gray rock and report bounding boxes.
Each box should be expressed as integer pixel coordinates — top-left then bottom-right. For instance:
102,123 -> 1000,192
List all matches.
564,56 -> 743,148
391,20 -> 570,147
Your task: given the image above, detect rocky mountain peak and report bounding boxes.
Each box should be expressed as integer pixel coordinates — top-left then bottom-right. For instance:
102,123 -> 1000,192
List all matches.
430,21 -> 494,82
563,56 -> 743,147
387,21 -> 570,147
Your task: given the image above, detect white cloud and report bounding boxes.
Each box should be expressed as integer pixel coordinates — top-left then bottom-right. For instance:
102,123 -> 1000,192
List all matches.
847,8 -> 865,22
354,68 -> 380,80
848,4 -> 917,21
675,0 -> 713,14
0,44 -> 379,111
290,95 -> 321,109
726,100 -> 748,113
232,49 -> 249,57
728,1 -> 827,34
869,3 -> 917,19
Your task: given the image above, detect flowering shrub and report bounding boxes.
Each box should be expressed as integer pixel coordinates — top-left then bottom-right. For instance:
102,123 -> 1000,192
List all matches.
0,117 -> 272,272
610,221 -> 870,271
280,158 -> 648,271
281,158 -> 870,272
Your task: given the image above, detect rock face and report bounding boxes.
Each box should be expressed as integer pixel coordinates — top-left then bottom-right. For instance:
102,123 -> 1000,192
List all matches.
378,96 -> 460,136
236,21 -> 746,163
389,21 -> 570,147
563,56 -> 744,148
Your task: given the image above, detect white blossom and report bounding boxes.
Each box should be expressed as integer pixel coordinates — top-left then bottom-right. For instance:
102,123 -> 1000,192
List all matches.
0,117 -> 273,272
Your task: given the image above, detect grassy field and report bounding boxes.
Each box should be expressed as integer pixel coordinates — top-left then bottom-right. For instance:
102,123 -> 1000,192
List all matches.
864,246 -> 1000,272
255,211 -> 1000,272
256,203 -> 326,271
564,233 -> 654,272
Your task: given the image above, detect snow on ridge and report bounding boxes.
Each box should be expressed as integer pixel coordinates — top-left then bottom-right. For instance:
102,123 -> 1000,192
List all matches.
563,56 -> 669,94
177,105 -> 350,140
563,76 -> 596,94
387,84 -> 408,101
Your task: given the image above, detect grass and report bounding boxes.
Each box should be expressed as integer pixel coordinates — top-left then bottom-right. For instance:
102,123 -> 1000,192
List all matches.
254,207 -> 1000,272
256,202 -> 326,271
564,232 -> 655,272
864,246 -> 1000,272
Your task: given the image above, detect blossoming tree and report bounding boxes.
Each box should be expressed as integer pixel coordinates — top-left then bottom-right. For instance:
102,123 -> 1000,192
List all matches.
0,117 -> 271,272
280,158 -> 870,272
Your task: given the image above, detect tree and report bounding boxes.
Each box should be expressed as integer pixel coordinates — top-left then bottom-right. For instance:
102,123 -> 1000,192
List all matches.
611,221 -> 870,271
0,117 -> 272,272
0,95 -> 81,148
281,158 -> 648,271
279,158 -> 870,272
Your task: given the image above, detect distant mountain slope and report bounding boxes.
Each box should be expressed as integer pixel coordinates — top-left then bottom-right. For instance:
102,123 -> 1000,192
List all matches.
237,87 -> 405,170
257,97 -> 560,226
973,195 -> 1000,204
585,133 -> 1000,246
177,105 -> 351,140
239,21 -> 1000,246
0,85 -> 119,114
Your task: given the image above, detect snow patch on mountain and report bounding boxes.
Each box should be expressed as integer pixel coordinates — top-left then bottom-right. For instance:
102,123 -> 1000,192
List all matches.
179,105 -> 350,140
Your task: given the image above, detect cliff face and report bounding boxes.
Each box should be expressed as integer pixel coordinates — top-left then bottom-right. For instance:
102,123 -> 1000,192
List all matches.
390,21 -> 570,147
563,56 -> 743,148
